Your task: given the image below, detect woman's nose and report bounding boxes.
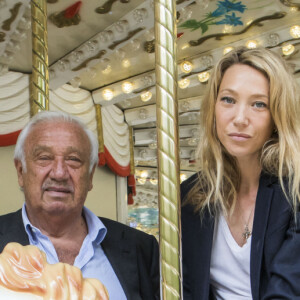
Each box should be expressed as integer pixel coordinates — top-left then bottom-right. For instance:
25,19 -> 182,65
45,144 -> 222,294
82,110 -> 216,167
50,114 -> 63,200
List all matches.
233,105 -> 249,126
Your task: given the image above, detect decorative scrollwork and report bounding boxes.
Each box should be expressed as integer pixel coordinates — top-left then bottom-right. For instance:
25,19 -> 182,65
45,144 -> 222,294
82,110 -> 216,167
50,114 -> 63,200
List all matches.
108,27 -> 144,50
95,0 -> 130,14
189,12 -> 286,47
72,50 -> 106,71
2,2 -> 22,31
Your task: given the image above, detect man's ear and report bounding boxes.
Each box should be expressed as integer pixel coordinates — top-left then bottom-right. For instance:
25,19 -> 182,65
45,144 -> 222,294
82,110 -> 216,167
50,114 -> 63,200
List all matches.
14,159 -> 24,188
88,165 -> 96,191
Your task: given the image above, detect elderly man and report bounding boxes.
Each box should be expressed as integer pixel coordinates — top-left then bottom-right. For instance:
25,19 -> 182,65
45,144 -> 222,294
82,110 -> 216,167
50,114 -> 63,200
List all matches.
0,111 -> 159,300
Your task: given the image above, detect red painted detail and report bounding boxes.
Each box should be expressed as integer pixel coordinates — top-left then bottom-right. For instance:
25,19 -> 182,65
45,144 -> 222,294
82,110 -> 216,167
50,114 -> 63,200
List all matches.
64,1 -> 82,19
128,174 -> 135,186
98,152 -> 106,166
177,32 -> 184,38
0,130 -> 21,146
128,193 -> 134,205
103,146 -> 130,177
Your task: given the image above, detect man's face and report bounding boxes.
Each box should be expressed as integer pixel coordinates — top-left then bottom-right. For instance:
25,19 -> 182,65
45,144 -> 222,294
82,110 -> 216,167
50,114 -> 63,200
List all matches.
15,121 -> 95,219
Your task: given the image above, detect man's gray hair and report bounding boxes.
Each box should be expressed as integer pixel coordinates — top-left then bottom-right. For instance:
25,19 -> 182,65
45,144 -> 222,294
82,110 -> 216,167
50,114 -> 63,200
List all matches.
14,111 -> 99,173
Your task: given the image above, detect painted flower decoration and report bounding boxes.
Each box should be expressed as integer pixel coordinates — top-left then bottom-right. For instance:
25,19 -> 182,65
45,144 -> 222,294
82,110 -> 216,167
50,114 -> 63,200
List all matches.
215,12 -> 243,26
179,0 -> 246,34
212,0 -> 246,17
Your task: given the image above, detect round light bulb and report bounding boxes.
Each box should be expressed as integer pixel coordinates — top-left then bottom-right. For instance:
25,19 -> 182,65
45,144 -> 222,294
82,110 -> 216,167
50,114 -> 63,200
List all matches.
290,25 -> 300,38
198,71 -> 210,83
282,44 -> 295,55
122,59 -> 131,68
137,178 -> 146,185
223,46 -> 234,55
180,173 -> 187,183
178,78 -> 190,89
140,90 -> 152,102
102,89 -> 114,101
140,170 -> 148,178
180,61 -> 193,73
150,178 -> 158,185
122,81 -> 134,94
246,40 -> 258,49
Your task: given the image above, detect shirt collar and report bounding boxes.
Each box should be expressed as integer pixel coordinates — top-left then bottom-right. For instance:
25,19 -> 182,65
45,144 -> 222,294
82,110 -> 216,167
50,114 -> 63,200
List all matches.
21,204 -> 107,245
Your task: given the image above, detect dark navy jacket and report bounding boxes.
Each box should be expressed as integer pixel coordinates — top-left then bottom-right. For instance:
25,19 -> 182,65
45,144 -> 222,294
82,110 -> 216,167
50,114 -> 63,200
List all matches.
0,210 -> 160,300
181,172 -> 300,300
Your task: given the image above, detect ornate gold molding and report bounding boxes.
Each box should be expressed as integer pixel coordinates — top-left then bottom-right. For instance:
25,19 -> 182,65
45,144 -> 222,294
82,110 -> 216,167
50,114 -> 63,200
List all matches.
30,0 -> 49,115
155,0 -> 182,298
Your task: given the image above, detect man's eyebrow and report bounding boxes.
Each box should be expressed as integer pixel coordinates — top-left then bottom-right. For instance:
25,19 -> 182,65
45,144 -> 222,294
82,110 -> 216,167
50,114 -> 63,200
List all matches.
32,145 -> 52,155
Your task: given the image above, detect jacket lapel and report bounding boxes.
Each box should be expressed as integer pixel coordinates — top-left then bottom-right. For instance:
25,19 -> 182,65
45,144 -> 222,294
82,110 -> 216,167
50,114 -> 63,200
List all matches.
250,173 -> 275,300
100,219 -> 140,299
0,210 -> 29,252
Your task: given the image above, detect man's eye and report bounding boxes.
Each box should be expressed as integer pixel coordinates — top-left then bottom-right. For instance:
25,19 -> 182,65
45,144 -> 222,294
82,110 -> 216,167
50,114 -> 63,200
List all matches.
67,157 -> 81,162
220,96 -> 234,104
39,156 -> 50,160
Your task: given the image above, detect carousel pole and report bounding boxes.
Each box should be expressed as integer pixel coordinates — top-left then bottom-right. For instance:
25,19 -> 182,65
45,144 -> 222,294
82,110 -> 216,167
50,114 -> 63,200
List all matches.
30,0 -> 49,115
154,0 -> 182,299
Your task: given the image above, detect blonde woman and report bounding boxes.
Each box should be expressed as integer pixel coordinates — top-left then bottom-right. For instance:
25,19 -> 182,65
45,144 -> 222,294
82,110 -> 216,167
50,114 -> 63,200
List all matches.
181,47 -> 300,300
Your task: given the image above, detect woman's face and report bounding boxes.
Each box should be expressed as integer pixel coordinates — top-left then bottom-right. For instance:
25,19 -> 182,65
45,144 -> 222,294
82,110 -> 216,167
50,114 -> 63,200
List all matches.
215,64 -> 274,162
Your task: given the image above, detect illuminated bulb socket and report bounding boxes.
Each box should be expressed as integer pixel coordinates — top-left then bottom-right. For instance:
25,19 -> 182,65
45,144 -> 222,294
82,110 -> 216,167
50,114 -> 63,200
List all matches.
180,173 -> 187,183
223,46 -> 234,55
198,71 -> 210,83
122,81 -> 134,94
140,90 -> 152,102
267,33 -> 280,47
180,101 -> 190,112
130,39 -> 141,51
85,40 -> 98,53
148,142 -> 157,150
140,170 -> 149,178
178,78 -> 190,89
290,25 -> 300,38
70,77 -> 81,88
133,8 -> 148,23
246,40 -> 258,49
180,61 -> 193,74
139,149 -> 147,159
282,44 -> 295,56
200,55 -> 213,68
57,60 -> 70,72
70,51 -> 83,63
122,59 -> 131,68
102,65 -> 112,74
142,75 -> 153,86
150,178 -> 158,185
139,108 -> 148,120
104,30 -> 114,41
137,178 -> 146,185
116,49 -> 126,60
102,89 -> 114,101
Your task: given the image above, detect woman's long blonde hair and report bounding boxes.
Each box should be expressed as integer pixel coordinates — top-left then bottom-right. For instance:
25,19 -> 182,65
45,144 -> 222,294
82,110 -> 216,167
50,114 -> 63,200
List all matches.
187,47 -> 300,215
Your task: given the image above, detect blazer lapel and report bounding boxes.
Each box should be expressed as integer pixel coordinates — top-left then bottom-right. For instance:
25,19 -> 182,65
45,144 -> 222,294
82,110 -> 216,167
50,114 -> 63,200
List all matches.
250,173 -> 275,300
0,210 -> 29,252
100,220 -> 140,299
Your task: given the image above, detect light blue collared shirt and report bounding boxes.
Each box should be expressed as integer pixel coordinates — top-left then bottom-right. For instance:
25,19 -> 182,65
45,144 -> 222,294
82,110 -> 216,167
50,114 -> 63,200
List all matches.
22,205 -> 126,300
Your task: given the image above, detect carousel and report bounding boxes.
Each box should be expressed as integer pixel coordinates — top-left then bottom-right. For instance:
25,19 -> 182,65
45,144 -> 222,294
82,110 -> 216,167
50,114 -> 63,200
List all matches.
0,0 -> 299,298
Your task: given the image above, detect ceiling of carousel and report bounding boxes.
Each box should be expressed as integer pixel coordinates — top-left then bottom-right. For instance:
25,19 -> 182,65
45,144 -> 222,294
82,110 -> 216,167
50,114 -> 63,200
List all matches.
1,0 -> 300,232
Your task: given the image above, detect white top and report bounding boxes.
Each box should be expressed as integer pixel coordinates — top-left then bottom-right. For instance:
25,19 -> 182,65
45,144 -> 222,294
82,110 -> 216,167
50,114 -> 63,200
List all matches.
210,214 -> 252,300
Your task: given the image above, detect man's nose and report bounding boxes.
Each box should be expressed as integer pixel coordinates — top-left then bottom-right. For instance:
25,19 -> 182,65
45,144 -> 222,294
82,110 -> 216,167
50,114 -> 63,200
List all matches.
50,159 -> 69,180
233,105 -> 249,126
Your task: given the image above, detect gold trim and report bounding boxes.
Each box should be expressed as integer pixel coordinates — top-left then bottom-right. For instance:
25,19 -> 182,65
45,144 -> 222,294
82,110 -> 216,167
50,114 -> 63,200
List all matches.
155,0 -> 182,298
30,0 -> 49,115
95,104 -> 105,154
129,126 -> 135,176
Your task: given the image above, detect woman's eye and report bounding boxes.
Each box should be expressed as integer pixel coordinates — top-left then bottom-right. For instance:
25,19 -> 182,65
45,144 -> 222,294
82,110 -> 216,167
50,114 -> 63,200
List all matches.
254,101 -> 267,108
220,96 -> 234,104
